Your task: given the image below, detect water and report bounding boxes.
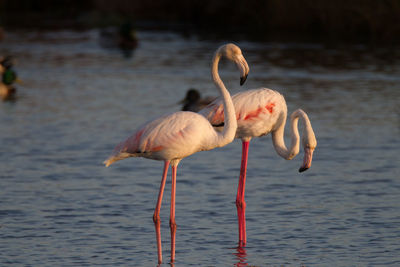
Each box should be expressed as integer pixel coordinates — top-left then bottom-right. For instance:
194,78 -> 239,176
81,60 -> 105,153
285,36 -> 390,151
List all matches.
1,30 -> 399,266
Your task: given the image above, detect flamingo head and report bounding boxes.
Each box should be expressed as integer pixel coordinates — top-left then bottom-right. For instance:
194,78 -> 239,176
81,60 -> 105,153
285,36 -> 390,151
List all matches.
219,43 -> 249,85
299,123 -> 317,172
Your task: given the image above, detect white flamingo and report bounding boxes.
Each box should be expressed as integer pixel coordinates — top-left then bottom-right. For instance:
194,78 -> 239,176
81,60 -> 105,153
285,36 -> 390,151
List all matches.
104,43 -> 250,264
199,88 -> 317,246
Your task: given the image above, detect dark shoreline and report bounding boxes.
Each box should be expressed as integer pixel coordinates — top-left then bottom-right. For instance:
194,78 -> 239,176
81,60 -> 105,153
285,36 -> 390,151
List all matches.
1,0 -> 400,45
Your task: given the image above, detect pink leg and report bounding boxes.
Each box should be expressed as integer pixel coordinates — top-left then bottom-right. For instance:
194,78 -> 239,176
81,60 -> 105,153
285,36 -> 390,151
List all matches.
153,160 -> 170,264
170,164 -> 178,263
236,140 -> 249,247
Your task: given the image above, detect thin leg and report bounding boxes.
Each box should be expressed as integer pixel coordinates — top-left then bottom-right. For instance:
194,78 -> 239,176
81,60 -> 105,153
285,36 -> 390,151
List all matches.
170,164 -> 178,263
236,140 -> 249,247
153,160 -> 170,264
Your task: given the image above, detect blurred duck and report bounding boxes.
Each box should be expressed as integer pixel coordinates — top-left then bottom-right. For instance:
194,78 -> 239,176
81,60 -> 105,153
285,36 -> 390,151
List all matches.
99,22 -> 138,57
0,56 -> 18,101
118,22 -> 138,50
180,88 -> 216,112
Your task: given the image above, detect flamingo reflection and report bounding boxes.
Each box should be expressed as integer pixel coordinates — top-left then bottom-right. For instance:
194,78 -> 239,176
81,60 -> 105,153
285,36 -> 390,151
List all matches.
234,246 -> 248,267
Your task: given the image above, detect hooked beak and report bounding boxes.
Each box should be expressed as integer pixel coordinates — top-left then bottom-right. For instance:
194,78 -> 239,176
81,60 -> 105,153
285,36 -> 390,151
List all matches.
240,74 -> 248,86
236,54 -> 249,86
299,147 -> 314,173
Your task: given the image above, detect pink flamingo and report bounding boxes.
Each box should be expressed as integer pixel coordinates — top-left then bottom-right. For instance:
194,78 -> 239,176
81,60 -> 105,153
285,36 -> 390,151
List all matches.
104,43 -> 250,264
199,88 -> 317,247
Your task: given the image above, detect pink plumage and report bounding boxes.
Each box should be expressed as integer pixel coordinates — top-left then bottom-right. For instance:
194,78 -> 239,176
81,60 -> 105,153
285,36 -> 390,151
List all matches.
104,111 -> 220,165
200,88 -> 286,140
103,43 -> 250,264
200,87 -> 317,247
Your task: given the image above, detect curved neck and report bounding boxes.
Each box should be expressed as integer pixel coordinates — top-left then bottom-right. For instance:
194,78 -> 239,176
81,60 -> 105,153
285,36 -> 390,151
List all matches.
211,50 -> 237,147
272,109 -> 309,160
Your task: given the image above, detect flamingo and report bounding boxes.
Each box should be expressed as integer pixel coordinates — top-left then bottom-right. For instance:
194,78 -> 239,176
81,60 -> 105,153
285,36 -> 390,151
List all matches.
103,43 -> 250,264
199,88 -> 317,247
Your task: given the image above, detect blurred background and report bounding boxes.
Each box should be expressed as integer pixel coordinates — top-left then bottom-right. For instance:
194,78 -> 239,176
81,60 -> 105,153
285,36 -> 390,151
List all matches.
1,1 -> 399,266
2,0 -> 400,43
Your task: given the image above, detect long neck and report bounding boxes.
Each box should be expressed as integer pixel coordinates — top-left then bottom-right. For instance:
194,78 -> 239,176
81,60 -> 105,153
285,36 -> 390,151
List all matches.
211,51 -> 237,147
272,109 -> 309,160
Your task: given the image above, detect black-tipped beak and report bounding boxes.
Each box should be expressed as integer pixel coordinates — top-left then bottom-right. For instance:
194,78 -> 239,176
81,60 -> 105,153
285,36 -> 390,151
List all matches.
240,74 -> 248,86
298,166 -> 309,173
298,147 -> 314,173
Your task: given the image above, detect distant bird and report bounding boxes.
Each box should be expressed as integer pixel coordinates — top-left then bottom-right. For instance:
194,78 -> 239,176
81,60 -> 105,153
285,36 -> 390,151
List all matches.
99,22 -> 138,57
0,56 -> 18,101
117,22 -> 138,50
199,88 -> 317,247
104,43 -> 249,264
180,88 -> 216,112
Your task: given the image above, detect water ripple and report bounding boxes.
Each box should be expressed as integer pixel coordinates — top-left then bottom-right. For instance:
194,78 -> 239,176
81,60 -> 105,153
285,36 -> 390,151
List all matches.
1,30 -> 399,266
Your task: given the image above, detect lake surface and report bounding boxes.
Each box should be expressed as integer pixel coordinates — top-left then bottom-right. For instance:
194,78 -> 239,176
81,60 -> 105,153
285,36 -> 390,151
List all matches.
1,30 -> 399,266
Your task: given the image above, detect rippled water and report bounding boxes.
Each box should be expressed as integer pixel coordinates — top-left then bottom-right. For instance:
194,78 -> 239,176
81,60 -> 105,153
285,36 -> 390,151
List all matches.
1,30 -> 399,266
